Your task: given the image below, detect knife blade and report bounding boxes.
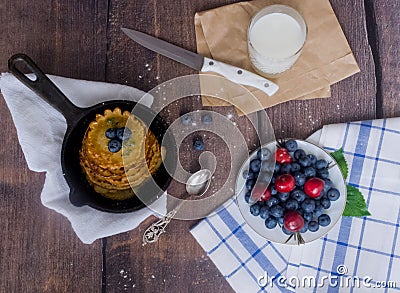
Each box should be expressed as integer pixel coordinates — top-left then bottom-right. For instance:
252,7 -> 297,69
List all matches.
121,27 -> 279,96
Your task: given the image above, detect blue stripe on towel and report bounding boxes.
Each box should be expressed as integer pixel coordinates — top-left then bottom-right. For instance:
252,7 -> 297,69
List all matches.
351,120 -> 386,293
327,121 -> 372,293
217,208 -> 280,277
205,216 -> 261,285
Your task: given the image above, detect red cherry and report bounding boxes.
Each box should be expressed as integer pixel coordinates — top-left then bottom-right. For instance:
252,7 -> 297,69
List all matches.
251,183 -> 271,202
284,210 -> 304,232
304,177 -> 325,198
260,186 -> 272,201
275,174 -> 295,193
276,148 -> 293,164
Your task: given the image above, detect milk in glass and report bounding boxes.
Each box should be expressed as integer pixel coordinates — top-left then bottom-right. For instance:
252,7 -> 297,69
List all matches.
248,5 -> 307,76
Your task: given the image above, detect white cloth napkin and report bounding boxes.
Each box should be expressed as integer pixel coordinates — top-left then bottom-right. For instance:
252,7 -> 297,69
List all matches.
0,72 -> 166,244
190,117 -> 400,292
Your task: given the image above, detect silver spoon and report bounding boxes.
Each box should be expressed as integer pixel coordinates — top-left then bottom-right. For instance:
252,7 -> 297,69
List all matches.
142,169 -> 212,245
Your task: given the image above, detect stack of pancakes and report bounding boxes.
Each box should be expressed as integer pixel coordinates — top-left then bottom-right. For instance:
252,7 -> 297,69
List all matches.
79,107 -> 163,200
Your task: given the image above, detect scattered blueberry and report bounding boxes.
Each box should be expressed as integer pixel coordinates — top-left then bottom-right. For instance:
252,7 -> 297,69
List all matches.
304,166 -> 316,177
308,221 -> 319,232
282,226 -> 292,235
307,154 -> 317,165
291,163 -> 301,172
297,208 -> 304,216
303,212 -> 313,222
257,148 -> 272,161
318,214 -> 331,227
318,191 -> 326,198
250,204 -> 261,216
116,128 -> 124,140
250,159 -> 261,173
243,169 -> 252,180
314,204 -> 324,217
285,139 -> 298,152
117,127 -> 132,141
280,163 -> 292,174
266,196 -> 279,208
260,162 -> 273,172
245,191 -> 251,203
294,149 -> 306,160
247,170 -> 258,179
315,159 -> 328,170
301,199 -> 316,213
291,189 -> 306,202
278,192 -> 290,202
270,185 -> 278,195
285,199 -> 299,210
320,197 -> 331,209
293,171 -> 306,186
105,128 -> 117,139
317,168 -> 329,179
265,217 -> 277,229
180,114 -> 193,126
246,179 -> 255,190
258,172 -> 272,183
327,188 -> 340,201
299,155 -> 311,167
274,163 -> 281,173
260,206 -> 270,219
193,138 -> 204,151
270,176 -> 275,184
108,139 -> 122,153
300,221 -> 308,233
277,216 -> 284,225
323,178 -> 333,193
270,205 -> 284,218
124,128 -> 132,140
201,113 -> 213,125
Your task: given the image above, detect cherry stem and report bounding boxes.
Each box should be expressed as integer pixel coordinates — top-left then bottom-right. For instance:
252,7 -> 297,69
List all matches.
284,233 -> 294,244
296,232 -> 305,245
284,232 -> 305,245
276,138 -> 286,148
327,161 -> 337,170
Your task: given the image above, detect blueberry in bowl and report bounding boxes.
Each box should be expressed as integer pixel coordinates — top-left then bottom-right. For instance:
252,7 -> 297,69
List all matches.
235,139 -> 347,245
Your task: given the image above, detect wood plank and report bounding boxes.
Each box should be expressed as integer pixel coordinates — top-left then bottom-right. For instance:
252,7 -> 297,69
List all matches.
367,0 -> 400,118
104,217 -> 233,292
0,0 -> 107,291
0,0 -> 108,80
0,97 -> 103,293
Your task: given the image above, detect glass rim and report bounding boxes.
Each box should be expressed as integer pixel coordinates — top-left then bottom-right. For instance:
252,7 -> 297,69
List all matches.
248,4 -> 308,61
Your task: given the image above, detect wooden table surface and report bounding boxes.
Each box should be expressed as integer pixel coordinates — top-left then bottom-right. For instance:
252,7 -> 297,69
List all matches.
0,0 -> 398,292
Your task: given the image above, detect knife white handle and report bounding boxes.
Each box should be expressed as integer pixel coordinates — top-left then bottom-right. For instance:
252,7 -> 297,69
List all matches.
200,57 -> 279,96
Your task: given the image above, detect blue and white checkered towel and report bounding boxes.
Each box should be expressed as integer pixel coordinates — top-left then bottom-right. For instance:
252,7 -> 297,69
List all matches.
190,118 -> 400,292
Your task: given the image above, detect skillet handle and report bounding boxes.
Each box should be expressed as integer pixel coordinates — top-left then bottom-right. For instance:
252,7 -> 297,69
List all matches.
8,53 -> 81,124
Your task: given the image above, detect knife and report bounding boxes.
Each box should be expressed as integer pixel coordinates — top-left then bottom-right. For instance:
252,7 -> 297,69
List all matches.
121,28 -> 279,96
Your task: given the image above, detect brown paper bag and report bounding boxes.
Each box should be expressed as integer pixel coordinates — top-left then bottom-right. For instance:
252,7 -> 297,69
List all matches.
195,0 -> 359,114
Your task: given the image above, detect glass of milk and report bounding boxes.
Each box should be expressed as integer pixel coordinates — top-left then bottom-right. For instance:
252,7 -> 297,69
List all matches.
248,5 -> 307,77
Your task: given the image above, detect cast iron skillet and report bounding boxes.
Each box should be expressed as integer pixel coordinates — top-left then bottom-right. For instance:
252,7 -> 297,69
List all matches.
8,53 -> 177,213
